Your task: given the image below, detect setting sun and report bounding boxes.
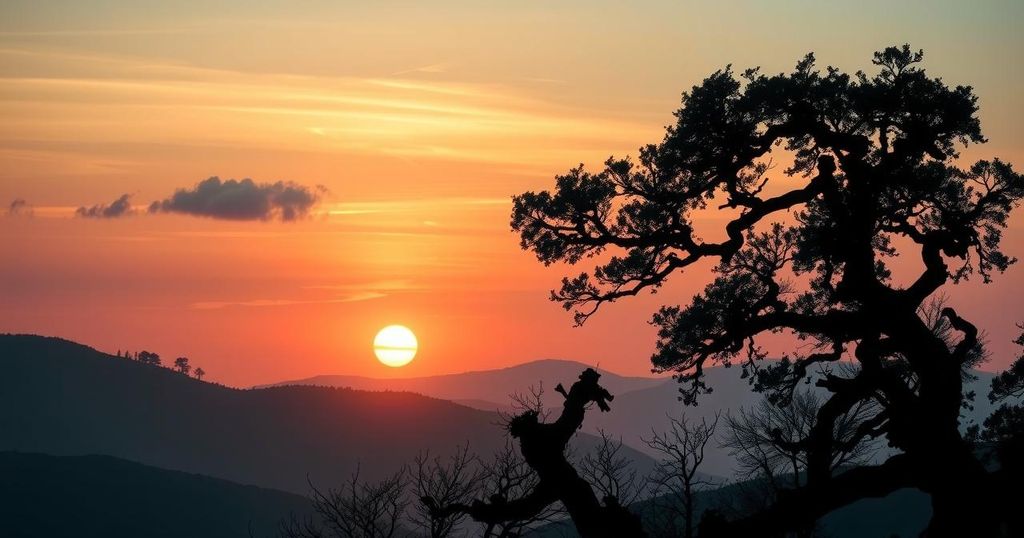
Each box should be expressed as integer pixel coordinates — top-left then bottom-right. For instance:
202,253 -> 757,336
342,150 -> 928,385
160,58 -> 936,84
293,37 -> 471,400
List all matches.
373,325 -> 418,367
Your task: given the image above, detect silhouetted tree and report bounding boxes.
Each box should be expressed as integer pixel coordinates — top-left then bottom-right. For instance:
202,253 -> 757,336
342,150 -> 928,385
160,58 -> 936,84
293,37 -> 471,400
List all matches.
510,45 -> 1023,536
422,369 -> 646,537
414,444 -> 482,538
174,357 -> 191,375
138,350 -> 161,366
642,413 -> 719,538
476,439 -> 564,537
577,430 -> 641,510
281,467 -> 409,538
990,325 -> 1024,402
969,329 -> 1024,537
722,390 -> 876,494
719,390 -> 876,538
193,367 -> 206,380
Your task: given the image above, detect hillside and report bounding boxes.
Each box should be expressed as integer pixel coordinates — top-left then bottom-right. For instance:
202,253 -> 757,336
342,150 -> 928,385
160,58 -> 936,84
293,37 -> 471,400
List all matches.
260,354 -> 1011,479
0,452 -> 314,538
261,359 -> 665,411
0,334 -> 655,496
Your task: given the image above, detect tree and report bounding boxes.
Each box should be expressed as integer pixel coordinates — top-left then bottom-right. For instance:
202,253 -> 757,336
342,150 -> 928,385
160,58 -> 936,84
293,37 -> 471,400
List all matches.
193,367 -> 206,380
174,357 -> 191,375
510,45 -> 1023,536
421,368 -> 646,538
720,390 -> 877,538
577,430 -> 641,510
281,467 -> 409,538
969,329 -> 1024,537
414,444 -> 482,538
475,439 -> 564,537
138,350 -> 161,366
989,325 -> 1024,402
722,390 -> 876,494
642,413 -> 719,538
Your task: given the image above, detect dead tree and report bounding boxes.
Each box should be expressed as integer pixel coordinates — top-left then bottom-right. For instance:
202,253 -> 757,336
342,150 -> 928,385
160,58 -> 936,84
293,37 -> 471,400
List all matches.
722,390 -> 877,493
643,413 -> 719,538
577,430 -> 641,509
281,466 -> 409,538
719,390 -> 877,538
421,368 -> 646,538
412,444 -> 482,538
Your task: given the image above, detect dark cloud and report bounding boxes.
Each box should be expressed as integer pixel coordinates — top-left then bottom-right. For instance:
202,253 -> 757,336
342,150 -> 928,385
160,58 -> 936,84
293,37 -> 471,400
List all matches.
6,198 -> 33,217
148,177 -> 323,221
76,194 -> 134,218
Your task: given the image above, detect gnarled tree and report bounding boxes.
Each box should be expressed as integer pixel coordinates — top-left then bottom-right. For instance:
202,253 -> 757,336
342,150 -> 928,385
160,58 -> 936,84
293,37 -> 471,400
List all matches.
413,444 -> 482,538
511,45 -> 1022,537
422,368 -> 646,538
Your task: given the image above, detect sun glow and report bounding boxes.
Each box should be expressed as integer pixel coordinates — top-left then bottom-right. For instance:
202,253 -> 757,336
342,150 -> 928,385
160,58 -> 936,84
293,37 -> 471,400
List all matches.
373,325 -> 418,367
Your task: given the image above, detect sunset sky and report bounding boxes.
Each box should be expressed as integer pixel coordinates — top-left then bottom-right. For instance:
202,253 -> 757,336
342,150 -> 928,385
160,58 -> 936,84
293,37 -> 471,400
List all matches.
2,1 -> 1022,386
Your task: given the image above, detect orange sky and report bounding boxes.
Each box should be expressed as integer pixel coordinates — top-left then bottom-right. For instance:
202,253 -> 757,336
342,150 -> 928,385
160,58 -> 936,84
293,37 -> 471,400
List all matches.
2,1 -> 1023,386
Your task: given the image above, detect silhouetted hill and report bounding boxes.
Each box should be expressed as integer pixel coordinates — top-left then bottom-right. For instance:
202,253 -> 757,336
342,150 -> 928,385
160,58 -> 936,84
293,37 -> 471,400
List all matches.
0,334 -> 656,495
0,451 -> 314,538
261,359 -> 665,410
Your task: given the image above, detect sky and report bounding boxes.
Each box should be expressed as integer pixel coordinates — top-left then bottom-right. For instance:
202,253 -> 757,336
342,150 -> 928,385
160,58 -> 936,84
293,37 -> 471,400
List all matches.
1,1 -> 1022,386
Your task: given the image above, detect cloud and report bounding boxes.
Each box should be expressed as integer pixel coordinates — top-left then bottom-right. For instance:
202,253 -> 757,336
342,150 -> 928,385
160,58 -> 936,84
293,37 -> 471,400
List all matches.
6,198 -> 33,217
148,177 -> 323,221
76,194 -> 133,218
190,292 -> 385,310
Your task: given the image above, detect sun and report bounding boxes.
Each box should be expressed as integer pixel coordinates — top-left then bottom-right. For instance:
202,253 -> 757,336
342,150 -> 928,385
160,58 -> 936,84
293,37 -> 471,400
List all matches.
373,325 -> 418,367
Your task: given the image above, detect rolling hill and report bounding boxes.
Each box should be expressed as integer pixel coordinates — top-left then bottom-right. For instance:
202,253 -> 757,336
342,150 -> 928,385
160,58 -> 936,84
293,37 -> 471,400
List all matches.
0,452 -> 314,538
0,334 -> 656,496
261,358 -> 665,412
264,356 -> 1014,479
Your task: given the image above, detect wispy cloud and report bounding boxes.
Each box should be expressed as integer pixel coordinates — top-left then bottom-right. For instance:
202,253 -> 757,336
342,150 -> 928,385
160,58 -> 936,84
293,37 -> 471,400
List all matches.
190,292 -> 386,310
321,197 -> 507,217
0,47 -> 655,167
391,63 -> 451,76
0,28 -> 194,37
302,279 -> 422,292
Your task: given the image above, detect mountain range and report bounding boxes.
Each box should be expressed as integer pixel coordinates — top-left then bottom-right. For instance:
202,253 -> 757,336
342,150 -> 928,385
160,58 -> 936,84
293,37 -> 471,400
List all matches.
0,334 -> 655,495
263,357 -> 1006,478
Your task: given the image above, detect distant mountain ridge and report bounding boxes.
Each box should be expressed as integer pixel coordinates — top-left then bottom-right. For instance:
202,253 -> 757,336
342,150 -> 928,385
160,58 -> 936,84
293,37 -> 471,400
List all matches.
264,356 -> 1012,479
260,358 -> 666,410
0,334 -> 656,496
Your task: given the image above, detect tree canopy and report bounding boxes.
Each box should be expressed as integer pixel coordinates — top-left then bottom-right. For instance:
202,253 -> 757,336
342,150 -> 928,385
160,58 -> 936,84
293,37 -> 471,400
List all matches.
512,45 -> 1023,537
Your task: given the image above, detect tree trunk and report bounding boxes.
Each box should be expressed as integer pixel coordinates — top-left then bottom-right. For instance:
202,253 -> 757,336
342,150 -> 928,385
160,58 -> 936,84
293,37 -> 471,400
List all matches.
683,483 -> 694,538
916,441 -> 999,538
